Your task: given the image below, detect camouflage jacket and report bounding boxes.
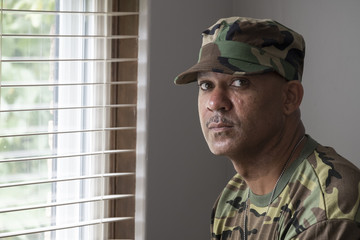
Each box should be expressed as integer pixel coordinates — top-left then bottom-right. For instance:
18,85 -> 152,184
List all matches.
211,136 -> 360,239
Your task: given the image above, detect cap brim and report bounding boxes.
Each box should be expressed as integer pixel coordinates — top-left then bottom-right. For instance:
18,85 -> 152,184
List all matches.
174,58 -> 273,85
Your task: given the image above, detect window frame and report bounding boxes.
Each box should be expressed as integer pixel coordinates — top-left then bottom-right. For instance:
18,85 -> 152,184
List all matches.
0,0 -> 145,239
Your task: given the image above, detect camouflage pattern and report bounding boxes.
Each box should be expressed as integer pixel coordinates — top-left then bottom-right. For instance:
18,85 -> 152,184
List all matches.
175,17 -> 305,84
211,136 -> 360,239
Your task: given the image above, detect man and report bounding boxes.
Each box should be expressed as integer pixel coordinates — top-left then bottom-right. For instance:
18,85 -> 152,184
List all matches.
174,17 -> 360,239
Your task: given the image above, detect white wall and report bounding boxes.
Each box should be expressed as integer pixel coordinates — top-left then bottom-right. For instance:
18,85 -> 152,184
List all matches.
146,0 -> 360,239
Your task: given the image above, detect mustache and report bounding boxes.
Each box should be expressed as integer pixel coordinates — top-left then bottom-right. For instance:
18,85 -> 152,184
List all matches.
205,115 -> 234,128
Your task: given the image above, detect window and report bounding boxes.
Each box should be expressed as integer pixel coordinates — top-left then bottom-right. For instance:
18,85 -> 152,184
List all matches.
0,0 -> 143,239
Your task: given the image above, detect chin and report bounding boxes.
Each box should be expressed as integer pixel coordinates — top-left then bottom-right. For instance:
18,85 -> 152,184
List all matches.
205,133 -> 241,154
208,145 -> 232,156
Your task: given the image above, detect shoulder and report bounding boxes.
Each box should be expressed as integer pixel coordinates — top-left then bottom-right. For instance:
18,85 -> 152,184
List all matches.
211,174 -> 248,239
306,143 -> 360,220
291,219 -> 360,239
213,173 -> 247,216
278,140 -> 360,239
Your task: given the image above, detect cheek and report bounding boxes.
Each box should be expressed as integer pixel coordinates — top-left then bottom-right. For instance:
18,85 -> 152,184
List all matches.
250,96 -> 285,128
232,95 -> 252,120
234,95 -> 274,126
198,98 -> 207,129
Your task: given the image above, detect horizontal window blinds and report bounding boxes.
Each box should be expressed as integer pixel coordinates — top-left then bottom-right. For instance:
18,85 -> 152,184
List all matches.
0,0 -> 139,239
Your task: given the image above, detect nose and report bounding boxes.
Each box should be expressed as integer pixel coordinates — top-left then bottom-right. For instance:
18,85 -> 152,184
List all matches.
207,88 -> 232,112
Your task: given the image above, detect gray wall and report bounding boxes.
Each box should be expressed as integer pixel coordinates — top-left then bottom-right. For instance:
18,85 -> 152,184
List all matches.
146,0 -> 360,239
146,1 -> 233,239
232,0 -> 360,168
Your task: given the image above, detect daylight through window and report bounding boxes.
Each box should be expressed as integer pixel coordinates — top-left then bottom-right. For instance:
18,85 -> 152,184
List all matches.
0,0 -> 139,239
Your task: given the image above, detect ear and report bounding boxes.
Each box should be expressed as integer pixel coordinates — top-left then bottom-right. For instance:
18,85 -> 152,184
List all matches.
282,80 -> 304,115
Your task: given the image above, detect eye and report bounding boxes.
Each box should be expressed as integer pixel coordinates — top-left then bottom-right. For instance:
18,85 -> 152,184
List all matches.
198,81 -> 213,91
231,78 -> 249,87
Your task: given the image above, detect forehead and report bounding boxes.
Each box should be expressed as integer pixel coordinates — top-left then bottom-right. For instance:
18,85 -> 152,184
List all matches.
197,71 -> 286,83
197,72 -> 235,81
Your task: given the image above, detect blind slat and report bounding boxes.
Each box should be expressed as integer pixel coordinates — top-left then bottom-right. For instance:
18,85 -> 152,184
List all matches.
2,34 -> 138,39
0,217 -> 134,238
0,104 -> 137,113
2,9 -> 139,16
0,194 -> 134,214
0,173 -> 135,189
1,58 -> 138,63
0,149 -> 136,163
0,126 -> 136,138
1,81 -> 137,87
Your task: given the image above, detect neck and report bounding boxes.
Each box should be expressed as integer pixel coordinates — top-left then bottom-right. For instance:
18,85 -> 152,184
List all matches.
231,121 -> 306,195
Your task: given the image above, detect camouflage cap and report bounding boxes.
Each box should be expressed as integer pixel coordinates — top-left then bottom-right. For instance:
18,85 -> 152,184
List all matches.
174,17 -> 305,84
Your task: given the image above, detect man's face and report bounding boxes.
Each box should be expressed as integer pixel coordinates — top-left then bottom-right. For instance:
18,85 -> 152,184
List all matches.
197,71 -> 287,159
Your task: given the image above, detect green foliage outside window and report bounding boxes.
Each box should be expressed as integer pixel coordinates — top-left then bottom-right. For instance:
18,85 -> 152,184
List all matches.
0,0 -> 57,237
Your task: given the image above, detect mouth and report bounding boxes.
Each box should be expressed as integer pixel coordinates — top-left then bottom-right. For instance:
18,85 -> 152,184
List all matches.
206,115 -> 234,131
207,122 -> 233,130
